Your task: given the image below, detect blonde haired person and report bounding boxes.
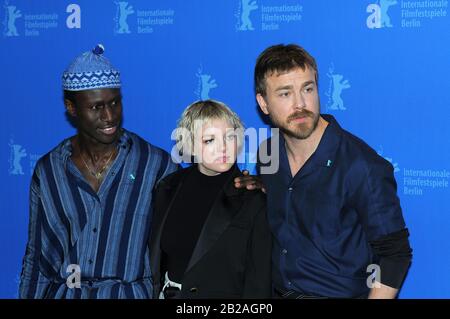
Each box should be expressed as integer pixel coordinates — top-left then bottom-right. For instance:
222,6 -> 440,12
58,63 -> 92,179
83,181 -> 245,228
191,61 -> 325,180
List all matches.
149,100 -> 271,299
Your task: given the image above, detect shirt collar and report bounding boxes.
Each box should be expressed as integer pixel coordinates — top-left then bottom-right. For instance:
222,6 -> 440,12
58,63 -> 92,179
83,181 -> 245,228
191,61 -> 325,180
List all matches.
313,114 -> 342,168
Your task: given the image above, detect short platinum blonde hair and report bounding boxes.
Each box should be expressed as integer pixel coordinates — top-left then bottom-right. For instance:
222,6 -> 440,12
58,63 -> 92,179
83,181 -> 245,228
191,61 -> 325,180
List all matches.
175,99 -> 245,159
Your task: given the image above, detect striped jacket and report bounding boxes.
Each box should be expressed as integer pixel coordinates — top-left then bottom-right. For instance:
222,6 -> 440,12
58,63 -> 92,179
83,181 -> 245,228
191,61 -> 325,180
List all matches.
19,129 -> 178,298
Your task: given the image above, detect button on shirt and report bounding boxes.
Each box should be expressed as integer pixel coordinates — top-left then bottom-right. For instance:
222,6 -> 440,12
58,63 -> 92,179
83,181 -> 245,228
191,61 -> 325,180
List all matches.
19,129 -> 178,299
258,114 -> 406,298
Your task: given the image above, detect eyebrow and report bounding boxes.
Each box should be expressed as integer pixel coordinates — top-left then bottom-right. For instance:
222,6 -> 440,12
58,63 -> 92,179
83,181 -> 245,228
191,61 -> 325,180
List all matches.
302,80 -> 316,88
109,94 -> 122,102
275,85 -> 293,92
88,95 -> 122,105
202,131 -> 235,139
274,81 -> 316,92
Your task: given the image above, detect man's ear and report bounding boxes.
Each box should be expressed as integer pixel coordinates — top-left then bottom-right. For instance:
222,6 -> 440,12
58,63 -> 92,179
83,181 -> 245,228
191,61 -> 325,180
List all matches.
256,93 -> 269,115
64,99 -> 77,117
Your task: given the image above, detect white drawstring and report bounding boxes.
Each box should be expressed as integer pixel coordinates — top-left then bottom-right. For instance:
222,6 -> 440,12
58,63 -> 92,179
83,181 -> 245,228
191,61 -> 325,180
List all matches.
159,272 -> 182,299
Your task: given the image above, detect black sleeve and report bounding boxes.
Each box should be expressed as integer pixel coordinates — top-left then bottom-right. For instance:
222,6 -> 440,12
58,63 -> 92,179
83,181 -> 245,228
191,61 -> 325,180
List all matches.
243,194 -> 272,298
369,228 -> 413,289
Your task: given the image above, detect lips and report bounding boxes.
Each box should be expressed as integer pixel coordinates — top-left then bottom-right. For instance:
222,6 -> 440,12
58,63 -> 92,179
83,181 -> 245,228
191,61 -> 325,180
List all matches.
288,113 -> 311,124
98,125 -> 117,135
215,156 -> 231,163
288,110 -> 314,123
291,116 -> 308,124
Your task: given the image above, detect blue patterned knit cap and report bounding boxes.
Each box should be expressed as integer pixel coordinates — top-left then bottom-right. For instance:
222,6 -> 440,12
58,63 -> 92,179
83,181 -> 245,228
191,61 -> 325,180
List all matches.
62,44 -> 121,91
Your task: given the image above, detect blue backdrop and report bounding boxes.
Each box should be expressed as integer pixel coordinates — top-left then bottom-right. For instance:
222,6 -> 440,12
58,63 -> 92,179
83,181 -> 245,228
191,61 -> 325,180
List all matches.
1,0 -> 449,298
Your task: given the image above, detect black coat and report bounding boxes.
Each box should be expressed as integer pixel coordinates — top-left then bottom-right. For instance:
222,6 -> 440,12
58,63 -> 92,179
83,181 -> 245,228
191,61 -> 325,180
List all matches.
149,165 -> 272,299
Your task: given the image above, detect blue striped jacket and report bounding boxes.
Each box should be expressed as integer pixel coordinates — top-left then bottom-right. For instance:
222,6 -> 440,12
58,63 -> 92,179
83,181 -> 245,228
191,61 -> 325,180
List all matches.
19,129 -> 178,298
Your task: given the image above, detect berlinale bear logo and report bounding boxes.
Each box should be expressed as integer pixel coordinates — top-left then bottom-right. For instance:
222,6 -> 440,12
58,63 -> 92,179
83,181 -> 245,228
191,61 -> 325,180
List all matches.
195,65 -> 218,100
326,64 -> 351,111
236,0 -> 258,31
367,0 -> 397,29
115,1 -> 134,34
5,4 -> 22,36
9,139 -> 27,175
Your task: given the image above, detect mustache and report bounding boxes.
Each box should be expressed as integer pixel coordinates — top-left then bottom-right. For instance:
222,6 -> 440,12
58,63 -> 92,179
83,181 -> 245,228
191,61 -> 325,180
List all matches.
287,110 -> 315,123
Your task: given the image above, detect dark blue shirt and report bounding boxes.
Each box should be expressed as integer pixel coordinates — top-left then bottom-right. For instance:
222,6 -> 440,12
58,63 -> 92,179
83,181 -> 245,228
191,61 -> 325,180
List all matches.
19,129 -> 178,299
258,115 -> 406,298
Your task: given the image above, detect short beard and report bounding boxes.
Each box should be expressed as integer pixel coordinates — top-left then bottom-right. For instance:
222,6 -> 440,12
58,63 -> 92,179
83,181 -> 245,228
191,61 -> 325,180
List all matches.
271,109 -> 319,140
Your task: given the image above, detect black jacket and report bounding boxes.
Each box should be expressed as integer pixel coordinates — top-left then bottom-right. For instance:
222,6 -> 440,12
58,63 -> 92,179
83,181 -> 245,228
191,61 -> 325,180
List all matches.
149,165 -> 272,299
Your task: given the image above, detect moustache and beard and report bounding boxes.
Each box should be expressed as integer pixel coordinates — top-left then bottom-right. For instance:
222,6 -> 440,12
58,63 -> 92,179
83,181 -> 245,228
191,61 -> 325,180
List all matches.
269,108 -> 320,140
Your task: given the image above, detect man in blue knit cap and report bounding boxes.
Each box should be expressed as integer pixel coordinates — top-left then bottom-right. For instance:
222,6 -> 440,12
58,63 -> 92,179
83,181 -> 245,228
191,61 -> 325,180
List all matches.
19,44 -> 178,299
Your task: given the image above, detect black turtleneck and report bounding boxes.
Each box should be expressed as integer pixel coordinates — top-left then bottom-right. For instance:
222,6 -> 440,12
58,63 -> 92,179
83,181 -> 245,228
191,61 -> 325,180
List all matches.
160,165 -> 235,283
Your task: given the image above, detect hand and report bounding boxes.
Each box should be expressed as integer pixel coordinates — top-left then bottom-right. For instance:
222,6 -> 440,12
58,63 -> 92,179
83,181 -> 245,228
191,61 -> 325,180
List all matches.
234,170 -> 266,193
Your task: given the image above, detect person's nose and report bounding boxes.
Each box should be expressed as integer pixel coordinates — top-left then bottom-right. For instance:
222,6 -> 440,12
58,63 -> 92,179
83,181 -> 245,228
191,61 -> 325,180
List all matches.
217,137 -> 227,154
100,105 -> 114,122
293,91 -> 306,111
